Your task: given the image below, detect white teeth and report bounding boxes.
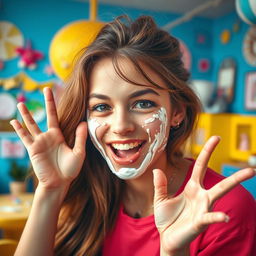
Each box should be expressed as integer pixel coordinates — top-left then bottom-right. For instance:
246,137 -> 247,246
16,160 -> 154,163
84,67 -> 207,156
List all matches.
112,142 -> 142,150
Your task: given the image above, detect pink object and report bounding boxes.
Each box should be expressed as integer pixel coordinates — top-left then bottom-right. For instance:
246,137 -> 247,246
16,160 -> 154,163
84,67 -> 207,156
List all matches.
16,40 -> 44,70
198,58 -> 210,72
103,161 -> 256,255
16,92 -> 26,103
0,60 -> 4,70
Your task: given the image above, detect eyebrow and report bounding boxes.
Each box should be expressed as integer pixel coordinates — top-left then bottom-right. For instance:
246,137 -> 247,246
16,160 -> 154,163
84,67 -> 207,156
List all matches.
89,88 -> 160,100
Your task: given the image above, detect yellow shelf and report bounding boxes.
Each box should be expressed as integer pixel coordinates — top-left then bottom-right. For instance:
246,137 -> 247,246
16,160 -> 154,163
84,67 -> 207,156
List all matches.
189,113 -> 256,172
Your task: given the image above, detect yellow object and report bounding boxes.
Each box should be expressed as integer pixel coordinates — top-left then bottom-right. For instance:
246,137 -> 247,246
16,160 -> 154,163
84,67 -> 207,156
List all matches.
0,239 -> 18,256
49,20 -> 104,81
0,193 -> 33,240
230,114 -> 256,161
49,0 -> 104,80
189,113 -> 256,172
190,113 -> 232,173
220,30 -> 231,44
0,21 -> 24,60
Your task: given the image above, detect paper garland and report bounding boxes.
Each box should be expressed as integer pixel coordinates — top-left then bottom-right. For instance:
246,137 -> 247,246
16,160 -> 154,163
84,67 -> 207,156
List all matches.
0,72 -> 54,91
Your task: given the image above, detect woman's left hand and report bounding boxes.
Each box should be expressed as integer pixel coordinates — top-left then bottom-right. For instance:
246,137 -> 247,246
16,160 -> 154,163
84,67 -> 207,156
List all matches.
153,136 -> 255,256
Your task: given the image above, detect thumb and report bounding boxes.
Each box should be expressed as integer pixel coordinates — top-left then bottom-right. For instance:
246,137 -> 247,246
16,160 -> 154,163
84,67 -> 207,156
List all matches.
153,169 -> 168,204
73,121 -> 87,156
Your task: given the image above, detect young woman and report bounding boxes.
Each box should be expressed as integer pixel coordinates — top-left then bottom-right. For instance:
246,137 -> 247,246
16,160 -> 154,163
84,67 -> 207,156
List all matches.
12,16 -> 255,256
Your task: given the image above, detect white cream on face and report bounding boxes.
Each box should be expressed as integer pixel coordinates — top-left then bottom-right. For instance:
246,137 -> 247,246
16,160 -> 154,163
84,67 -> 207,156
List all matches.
87,107 -> 168,180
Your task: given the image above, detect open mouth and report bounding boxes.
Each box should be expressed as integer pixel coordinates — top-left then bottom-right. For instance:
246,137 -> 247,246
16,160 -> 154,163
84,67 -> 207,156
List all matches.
108,140 -> 145,165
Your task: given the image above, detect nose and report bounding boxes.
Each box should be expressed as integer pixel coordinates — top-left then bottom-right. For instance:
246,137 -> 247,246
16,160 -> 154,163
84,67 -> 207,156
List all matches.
110,108 -> 135,135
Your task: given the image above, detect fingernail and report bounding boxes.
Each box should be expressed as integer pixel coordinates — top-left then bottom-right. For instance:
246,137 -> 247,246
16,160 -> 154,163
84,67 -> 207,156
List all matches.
225,215 -> 230,223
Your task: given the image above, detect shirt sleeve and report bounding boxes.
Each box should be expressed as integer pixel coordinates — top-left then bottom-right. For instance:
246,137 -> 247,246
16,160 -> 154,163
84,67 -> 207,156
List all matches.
190,182 -> 256,256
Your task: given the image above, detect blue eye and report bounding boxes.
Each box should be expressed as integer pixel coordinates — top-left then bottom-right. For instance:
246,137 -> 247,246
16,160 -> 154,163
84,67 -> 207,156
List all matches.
133,100 -> 156,109
92,104 -> 111,112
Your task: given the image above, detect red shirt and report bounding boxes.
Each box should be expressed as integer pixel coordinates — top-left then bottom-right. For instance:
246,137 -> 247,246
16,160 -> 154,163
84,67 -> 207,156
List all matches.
103,161 -> 256,256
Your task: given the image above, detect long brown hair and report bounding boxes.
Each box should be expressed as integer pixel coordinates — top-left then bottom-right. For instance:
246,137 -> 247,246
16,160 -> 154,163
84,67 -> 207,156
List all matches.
54,15 -> 201,255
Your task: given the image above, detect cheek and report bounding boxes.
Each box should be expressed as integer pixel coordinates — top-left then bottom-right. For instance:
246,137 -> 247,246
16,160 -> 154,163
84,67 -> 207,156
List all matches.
143,119 -> 162,142
88,119 -> 109,145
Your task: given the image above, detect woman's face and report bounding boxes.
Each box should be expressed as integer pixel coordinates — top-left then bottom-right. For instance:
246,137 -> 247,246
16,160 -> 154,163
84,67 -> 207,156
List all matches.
87,58 -> 177,180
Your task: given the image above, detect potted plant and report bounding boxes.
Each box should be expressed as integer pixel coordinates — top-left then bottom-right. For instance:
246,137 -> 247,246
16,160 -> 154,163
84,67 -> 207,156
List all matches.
8,161 -> 28,195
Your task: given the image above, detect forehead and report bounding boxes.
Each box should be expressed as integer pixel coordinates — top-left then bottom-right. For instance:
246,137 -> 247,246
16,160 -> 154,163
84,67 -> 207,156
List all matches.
89,57 -> 167,93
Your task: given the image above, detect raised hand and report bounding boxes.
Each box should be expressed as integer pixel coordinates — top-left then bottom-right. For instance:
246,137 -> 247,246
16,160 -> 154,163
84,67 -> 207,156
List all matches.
10,87 -> 87,191
153,136 -> 255,255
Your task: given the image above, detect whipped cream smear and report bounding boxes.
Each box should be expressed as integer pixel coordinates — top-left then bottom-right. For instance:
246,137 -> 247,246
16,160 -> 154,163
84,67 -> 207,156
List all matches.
88,107 -> 168,180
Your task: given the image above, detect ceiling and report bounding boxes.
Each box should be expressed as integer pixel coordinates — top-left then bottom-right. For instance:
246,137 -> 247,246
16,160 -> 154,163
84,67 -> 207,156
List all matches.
78,0 -> 236,19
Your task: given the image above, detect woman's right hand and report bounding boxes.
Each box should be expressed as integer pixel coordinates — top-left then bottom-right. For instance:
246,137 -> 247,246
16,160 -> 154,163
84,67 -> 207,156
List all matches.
10,87 -> 87,192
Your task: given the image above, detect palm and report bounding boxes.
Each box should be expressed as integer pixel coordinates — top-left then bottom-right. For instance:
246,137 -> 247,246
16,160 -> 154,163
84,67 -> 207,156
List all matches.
11,88 -> 87,189
153,136 -> 255,254
154,180 -> 211,251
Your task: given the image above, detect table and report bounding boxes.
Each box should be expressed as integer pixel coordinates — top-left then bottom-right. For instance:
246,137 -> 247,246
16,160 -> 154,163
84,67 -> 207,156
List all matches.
0,193 -> 33,239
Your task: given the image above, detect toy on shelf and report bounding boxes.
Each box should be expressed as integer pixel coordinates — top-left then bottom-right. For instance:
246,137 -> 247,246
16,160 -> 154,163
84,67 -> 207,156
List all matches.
16,40 -> 44,70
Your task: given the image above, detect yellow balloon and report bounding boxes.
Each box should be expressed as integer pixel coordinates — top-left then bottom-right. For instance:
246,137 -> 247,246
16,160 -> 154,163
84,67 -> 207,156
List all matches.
49,20 -> 104,80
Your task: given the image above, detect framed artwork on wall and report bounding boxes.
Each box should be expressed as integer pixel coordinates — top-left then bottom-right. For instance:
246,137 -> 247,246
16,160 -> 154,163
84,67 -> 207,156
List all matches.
245,72 -> 256,110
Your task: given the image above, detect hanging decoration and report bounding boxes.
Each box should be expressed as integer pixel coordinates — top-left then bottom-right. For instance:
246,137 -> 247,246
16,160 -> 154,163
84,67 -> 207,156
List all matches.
0,21 -> 24,61
16,40 -> 44,70
49,0 -> 104,80
236,0 -> 256,25
243,26 -> 256,66
0,72 -> 54,92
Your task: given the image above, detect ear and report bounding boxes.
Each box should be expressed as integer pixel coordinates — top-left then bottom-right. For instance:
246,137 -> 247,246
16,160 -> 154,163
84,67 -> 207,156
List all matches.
170,106 -> 185,127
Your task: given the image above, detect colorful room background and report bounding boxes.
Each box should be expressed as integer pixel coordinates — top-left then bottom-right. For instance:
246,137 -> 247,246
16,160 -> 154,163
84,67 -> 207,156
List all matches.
0,0 -> 256,194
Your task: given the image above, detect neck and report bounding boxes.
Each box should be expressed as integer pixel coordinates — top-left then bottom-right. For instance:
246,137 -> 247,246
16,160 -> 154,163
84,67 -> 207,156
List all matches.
122,157 -> 191,218
123,155 -> 171,218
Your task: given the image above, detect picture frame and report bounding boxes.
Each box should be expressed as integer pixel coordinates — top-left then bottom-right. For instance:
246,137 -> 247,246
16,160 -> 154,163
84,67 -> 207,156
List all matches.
245,72 -> 256,110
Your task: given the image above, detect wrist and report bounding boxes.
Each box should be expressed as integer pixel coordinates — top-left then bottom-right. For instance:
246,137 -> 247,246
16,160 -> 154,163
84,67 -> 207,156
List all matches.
35,183 -> 70,207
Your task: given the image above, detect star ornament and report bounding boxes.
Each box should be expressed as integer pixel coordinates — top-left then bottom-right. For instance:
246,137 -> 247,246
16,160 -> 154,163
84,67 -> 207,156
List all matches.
16,41 -> 44,70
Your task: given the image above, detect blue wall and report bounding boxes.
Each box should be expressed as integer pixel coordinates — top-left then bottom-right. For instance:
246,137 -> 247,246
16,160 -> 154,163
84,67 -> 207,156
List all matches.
212,12 -> 256,114
0,0 -> 255,193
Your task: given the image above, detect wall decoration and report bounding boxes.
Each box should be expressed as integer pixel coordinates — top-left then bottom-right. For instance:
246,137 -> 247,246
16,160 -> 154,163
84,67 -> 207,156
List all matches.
0,93 -> 17,120
217,58 -> 236,103
198,58 -> 210,73
0,139 -> 26,158
236,0 -> 256,25
16,40 -> 44,70
0,60 -> 4,70
220,29 -> 231,44
26,100 -> 46,123
0,73 -> 22,90
0,21 -> 24,60
194,30 -> 211,48
232,20 -> 241,33
243,26 -> 256,67
245,72 -> 256,110
179,40 -> 191,71
0,72 -> 54,91
16,92 -> 26,103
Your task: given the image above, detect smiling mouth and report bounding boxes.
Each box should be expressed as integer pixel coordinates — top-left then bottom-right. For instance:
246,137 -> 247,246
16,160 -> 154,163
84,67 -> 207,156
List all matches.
108,141 -> 145,165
